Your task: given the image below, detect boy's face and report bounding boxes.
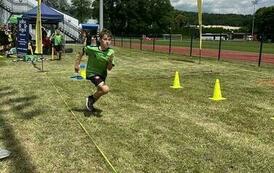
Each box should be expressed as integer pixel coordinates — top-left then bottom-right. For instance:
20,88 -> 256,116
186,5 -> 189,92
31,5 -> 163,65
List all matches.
100,34 -> 112,50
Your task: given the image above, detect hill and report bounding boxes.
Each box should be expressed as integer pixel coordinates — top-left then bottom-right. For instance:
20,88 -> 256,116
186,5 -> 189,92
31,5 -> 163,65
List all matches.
177,10 -> 252,27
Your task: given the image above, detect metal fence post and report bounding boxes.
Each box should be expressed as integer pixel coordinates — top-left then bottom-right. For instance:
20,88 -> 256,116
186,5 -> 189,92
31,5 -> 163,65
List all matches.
130,36 -> 132,49
218,33 -> 222,61
258,34 -> 264,67
140,36 -> 143,50
121,35 -> 123,47
169,33 -> 172,55
190,33 -> 193,57
153,37 -> 155,52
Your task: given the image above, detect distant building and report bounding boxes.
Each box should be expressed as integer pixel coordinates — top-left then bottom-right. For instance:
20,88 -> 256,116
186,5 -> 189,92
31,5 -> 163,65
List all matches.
202,25 -> 241,30
162,34 -> 182,40
87,19 -> 98,24
231,32 -> 251,40
189,25 -> 252,41
189,25 -> 241,31
202,33 -> 228,40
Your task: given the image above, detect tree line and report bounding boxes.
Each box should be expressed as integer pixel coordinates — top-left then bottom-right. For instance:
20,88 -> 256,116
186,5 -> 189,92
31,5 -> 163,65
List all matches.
255,6 -> 274,41
45,0 -> 273,40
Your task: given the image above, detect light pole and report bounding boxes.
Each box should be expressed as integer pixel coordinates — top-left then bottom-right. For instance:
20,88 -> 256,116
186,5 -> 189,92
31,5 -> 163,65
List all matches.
99,0 -> 103,31
251,0 -> 259,40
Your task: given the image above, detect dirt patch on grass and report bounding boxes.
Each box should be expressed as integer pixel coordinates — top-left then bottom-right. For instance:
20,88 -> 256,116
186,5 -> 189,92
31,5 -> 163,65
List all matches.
257,79 -> 274,87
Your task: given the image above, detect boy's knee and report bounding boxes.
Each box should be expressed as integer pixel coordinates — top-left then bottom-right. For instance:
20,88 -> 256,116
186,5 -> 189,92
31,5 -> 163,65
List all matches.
101,85 -> 109,94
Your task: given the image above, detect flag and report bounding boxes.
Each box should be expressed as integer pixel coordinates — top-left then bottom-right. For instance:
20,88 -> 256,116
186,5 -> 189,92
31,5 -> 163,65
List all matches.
35,0 -> 43,54
197,0 -> 203,51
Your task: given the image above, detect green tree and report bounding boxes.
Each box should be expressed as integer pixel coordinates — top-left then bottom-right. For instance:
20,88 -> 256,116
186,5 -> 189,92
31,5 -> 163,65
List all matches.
174,14 -> 187,28
45,0 -> 71,15
70,0 -> 92,23
91,0 -> 173,35
255,6 -> 274,41
170,10 -> 189,33
173,10 -> 252,28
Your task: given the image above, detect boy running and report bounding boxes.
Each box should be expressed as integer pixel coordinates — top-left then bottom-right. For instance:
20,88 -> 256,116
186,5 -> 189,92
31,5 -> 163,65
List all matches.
74,29 -> 115,112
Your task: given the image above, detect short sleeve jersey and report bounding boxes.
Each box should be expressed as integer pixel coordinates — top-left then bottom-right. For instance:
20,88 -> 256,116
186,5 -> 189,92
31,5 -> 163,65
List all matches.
53,34 -> 63,46
85,46 -> 115,78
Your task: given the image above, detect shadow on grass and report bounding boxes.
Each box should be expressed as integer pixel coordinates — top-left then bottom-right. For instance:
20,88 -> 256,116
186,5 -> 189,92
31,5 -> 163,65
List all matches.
0,86 -> 12,92
0,94 -> 42,120
0,90 -> 17,98
0,86 -> 43,172
20,109 -> 45,120
168,57 -> 196,63
32,62 -> 49,73
32,62 -> 42,71
71,107 -> 103,118
0,112 -> 37,172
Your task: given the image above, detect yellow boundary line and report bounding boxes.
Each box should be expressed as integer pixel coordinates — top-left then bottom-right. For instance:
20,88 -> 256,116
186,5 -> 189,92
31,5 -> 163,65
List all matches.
45,73 -> 118,173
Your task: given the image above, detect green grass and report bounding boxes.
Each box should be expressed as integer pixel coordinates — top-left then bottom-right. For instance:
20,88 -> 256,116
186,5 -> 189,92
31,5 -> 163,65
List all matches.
117,38 -> 274,54
0,46 -> 274,172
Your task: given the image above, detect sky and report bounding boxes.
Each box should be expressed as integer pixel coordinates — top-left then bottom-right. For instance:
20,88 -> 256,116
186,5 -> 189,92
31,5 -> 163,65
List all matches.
170,0 -> 274,14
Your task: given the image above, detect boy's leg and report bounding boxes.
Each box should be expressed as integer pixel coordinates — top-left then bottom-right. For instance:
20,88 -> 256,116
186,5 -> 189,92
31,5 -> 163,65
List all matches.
86,82 -> 109,111
93,83 -> 109,100
51,47 -> 55,60
58,50 -> 62,60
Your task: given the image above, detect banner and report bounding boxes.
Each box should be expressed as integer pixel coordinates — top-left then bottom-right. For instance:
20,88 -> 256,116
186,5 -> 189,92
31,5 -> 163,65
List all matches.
197,0 -> 203,51
17,19 -> 29,57
35,0 -> 43,54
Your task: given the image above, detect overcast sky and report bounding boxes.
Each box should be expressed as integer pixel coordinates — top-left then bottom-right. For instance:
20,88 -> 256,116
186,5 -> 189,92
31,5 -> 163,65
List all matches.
170,0 -> 274,14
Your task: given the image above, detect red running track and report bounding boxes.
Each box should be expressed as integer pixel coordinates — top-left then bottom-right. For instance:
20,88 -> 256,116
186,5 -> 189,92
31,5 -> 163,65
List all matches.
114,42 -> 274,64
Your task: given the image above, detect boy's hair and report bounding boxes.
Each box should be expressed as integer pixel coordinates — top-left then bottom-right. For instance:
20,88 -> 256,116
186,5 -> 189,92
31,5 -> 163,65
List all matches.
99,29 -> 112,39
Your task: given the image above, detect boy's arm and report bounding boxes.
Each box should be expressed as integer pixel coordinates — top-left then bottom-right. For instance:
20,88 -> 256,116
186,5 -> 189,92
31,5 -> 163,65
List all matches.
28,42 -> 33,55
83,36 -> 87,46
50,33 -> 54,40
62,35 -> 65,45
74,50 -> 84,73
107,53 -> 114,70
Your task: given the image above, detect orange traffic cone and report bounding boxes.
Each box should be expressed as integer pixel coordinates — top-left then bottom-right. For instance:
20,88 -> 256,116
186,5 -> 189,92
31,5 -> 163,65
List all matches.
170,71 -> 182,89
209,79 -> 226,101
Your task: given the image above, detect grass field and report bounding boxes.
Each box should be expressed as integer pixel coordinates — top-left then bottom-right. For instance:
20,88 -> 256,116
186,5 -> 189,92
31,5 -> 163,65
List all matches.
117,38 -> 274,54
0,46 -> 274,172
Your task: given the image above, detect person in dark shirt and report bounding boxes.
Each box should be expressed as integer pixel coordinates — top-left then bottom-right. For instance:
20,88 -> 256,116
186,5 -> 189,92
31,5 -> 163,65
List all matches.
0,27 -> 10,52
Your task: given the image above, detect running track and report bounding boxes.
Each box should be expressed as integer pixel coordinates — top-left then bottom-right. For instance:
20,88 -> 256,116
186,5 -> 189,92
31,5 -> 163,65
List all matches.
114,42 -> 274,64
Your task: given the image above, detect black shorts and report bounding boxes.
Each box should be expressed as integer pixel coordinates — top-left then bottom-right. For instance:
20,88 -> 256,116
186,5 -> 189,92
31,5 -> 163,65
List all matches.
87,75 -> 106,86
54,45 -> 62,52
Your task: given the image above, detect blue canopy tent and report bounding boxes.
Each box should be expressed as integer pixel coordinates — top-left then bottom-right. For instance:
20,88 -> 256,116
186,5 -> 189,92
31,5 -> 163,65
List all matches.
80,23 -> 99,30
22,3 -> 64,24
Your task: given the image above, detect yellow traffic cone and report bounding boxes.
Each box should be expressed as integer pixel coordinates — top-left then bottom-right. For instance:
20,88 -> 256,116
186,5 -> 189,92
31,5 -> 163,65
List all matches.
170,71 -> 182,89
209,79 -> 226,101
